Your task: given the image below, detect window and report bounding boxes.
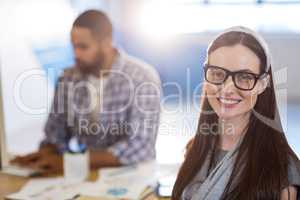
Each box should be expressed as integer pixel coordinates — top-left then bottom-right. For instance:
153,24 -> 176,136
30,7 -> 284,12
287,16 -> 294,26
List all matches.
137,0 -> 300,36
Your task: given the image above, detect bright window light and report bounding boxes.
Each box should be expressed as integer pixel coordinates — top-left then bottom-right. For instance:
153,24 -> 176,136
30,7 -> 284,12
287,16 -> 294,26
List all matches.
12,0 -> 75,39
137,1 -> 300,40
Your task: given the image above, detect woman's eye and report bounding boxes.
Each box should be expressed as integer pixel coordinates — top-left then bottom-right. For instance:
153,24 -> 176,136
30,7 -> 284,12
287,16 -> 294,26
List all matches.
212,70 -> 224,77
239,73 -> 254,80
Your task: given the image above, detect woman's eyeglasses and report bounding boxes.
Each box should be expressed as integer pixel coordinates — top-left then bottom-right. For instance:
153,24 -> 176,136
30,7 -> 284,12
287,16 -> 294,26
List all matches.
204,64 -> 267,91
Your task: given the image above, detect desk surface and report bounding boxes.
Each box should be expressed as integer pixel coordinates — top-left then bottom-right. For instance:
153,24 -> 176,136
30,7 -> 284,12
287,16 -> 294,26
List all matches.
0,171 -> 161,200
0,171 -> 99,200
0,172 -> 28,199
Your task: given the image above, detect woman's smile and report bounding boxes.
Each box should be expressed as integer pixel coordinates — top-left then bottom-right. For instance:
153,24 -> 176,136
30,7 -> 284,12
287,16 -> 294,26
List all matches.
217,96 -> 243,109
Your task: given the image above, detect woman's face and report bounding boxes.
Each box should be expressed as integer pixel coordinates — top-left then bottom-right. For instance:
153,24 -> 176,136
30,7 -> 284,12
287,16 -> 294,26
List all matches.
205,44 -> 267,121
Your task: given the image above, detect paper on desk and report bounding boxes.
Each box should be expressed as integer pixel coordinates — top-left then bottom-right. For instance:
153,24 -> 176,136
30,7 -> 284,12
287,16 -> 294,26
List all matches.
6,178 -> 84,200
101,161 -> 181,182
99,160 -> 157,183
6,162 -> 181,200
80,161 -> 181,200
78,160 -> 158,200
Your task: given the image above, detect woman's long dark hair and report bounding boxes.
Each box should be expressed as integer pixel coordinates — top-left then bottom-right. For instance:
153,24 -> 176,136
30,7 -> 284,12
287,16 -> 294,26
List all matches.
171,32 -> 300,200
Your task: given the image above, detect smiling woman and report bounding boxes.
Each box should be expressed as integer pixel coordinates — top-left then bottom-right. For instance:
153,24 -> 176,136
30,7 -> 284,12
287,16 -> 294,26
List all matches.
171,26 -> 300,200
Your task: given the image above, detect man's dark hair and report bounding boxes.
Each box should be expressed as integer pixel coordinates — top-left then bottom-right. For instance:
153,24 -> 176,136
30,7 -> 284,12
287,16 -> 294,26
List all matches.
72,9 -> 112,39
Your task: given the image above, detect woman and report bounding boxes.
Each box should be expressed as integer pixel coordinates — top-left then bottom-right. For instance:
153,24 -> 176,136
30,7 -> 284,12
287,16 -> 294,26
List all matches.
171,26 -> 300,200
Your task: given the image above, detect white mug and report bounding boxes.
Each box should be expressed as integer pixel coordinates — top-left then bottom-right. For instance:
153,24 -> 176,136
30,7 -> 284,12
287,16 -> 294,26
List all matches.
63,151 -> 89,181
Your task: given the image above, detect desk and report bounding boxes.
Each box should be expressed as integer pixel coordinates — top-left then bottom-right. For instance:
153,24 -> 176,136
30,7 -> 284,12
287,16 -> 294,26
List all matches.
0,171 -> 98,200
0,171 -> 161,200
0,172 -> 28,199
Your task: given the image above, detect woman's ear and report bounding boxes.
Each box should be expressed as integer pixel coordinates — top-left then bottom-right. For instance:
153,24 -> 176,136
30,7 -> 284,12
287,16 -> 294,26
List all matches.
257,74 -> 270,95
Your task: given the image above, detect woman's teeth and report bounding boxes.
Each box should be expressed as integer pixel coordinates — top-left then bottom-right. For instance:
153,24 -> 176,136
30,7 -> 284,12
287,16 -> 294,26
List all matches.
217,97 -> 241,104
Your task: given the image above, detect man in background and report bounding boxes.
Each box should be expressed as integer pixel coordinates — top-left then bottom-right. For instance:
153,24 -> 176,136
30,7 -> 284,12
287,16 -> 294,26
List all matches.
12,10 -> 161,174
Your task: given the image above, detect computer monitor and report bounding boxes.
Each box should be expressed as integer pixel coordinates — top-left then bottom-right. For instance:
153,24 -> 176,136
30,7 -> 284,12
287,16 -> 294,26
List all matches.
0,59 -> 9,169
0,57 -> 42,176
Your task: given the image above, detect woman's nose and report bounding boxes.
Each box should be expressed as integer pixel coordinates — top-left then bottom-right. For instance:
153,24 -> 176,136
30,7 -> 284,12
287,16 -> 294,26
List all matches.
220,75 -> 236,92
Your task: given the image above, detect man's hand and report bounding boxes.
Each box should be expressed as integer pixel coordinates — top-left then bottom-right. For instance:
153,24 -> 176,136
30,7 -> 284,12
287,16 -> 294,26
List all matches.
28,154 -> 63,175
10,151 -> 44,166
10,144 -> 62,175
89,150 -> 121,169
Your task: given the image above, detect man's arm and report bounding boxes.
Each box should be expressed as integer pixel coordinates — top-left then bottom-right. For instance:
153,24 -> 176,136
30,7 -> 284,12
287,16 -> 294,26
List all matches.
10,144 -> 57,166
107,76 -> 161,165
89,150 -> 121,169
11,75 -> 70,169
41,75 -> 71,153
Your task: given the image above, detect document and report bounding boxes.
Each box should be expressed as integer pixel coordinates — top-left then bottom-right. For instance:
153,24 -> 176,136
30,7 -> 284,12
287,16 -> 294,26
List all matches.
6,161 -> 180,200
80,161 -> 180,200
6,178 -> 83,200
79,161 -> 158,199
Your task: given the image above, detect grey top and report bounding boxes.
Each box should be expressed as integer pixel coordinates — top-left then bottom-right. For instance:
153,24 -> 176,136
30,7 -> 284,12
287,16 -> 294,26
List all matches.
182,148 -> 300,200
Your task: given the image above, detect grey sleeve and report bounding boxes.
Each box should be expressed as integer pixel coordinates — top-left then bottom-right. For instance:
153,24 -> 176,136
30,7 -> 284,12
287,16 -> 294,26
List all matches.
288,158 -> 300,186
287,157 -> 300,200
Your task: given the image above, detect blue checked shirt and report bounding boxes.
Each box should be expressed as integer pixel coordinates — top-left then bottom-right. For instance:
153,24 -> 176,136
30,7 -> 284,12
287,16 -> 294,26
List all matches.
41,49 -> 161,165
